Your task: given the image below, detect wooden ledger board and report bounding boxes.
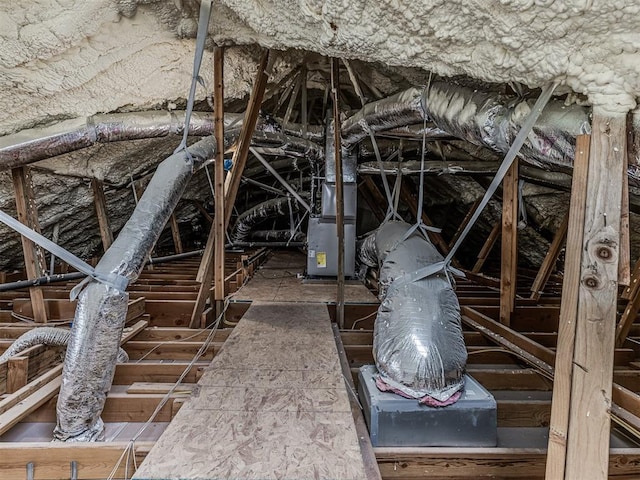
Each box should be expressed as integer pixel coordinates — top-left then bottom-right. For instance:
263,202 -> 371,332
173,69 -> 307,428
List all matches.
134,301 -> 369,480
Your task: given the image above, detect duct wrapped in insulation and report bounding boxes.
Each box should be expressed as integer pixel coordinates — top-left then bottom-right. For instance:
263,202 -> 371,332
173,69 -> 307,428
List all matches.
0,327 -> 128,363
359,221 -> 467,404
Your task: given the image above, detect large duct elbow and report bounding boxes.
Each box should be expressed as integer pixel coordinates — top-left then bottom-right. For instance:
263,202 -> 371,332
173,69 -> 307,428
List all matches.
231,197 -> 302,243
360,221 -> 467,404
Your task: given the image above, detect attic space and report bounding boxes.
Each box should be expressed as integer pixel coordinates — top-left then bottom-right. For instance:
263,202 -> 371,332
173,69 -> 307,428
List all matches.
1,1 -> 640,480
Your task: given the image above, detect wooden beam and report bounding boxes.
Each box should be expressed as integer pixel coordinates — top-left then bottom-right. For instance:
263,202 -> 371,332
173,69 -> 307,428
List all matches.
169,214 -> 183,254
11,167 -> 47,323
621,256 -> 640,301
530,211 -> 569,300
332,57 -> 346,329
619,134 -> 631,285
358,181 -> 386,222
6,356 -> 29,394
472,222 -> 501,273
333,324 -> 382,480
91,178 -> 113,251
448,197 -> 482,249
224,49 -> 270,228
213,46 -> 226,319
0,441 -> 154,480
616,279 -> 640,347
546,135 -> 591,479
500,161 -> 518,326
564,115 -> 627,480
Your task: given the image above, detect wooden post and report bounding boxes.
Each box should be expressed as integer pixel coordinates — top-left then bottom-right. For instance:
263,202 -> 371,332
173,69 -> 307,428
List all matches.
212,47 -> 226,319
11,167 -> 47,323
191,49 -> 268,326
529,211 -> 569,300
619,148 -> 630,286
91,178 -> 113,251
499,161 -> 518,326
223,50 -> 270,227
546,136 -> 591,479
547,113 -> 627,479
564,114 -> 626,479
169,214 -> 183,254
472,222 -> 500,273
332,58 -> 345,329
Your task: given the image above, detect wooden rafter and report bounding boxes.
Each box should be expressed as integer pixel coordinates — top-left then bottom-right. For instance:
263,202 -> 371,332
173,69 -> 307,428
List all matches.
11,167 -> 47,323
91,178 -> 113,251
529,211 -> 568,300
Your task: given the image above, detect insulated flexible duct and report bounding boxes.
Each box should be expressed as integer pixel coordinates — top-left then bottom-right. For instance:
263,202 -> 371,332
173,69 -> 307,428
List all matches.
0,112 -> 243,169
53,135 -> 219,442
359,221 -> 467,402
54,127 -> 322,442
0,327 -> 128,363
231,197 -> 302,243
340,83 -> 631,183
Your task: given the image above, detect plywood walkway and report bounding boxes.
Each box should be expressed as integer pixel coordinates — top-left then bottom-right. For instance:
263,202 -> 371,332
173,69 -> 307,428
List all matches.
232,251 -> 378,304
133,301 -> 369,480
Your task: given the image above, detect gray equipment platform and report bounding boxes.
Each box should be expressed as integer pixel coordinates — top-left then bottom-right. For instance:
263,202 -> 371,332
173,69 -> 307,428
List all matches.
358,365 -> 497,447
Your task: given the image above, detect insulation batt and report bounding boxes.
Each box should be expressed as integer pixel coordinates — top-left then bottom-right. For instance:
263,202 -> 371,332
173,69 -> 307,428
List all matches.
360,221 -> 467,402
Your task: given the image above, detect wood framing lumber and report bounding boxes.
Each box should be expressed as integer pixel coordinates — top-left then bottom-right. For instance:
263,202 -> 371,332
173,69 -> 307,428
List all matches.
564,116 -> 627,480
448,197 -> 482,249
530,211 -> 569,300
332,57 -> 346,329
0,441 -> 154,480
91,178 -> 113,251
333,324 -> 382,480
542,134 -> 590,480
223,49 -> 270,228
213,46 -> 226,317
619,139 -> 630,285
472,222 -> 501,273
11,167 -> 47,323
500,161 -> 518,326
169,214 -> 183,254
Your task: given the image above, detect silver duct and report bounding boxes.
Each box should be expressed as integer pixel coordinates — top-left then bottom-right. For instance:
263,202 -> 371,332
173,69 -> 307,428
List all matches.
249,230 -> 306,242
54,126 -> 323,442
340,83 -> 626,184
231,197 -> 302,243
0,327 -> 128,363
0,112 -> 244,169
53,135 -> 218,442
359,221 -> 467,402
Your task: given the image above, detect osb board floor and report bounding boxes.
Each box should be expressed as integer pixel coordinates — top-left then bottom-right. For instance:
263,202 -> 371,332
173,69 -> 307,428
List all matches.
133,302 -> 369,480
232,251 -> 378,304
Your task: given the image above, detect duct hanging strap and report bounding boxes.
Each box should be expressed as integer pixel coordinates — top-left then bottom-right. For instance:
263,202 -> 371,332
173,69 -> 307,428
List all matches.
0,210 -> 128,297
173,0 -> 213,160
390,82 -> 559,289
